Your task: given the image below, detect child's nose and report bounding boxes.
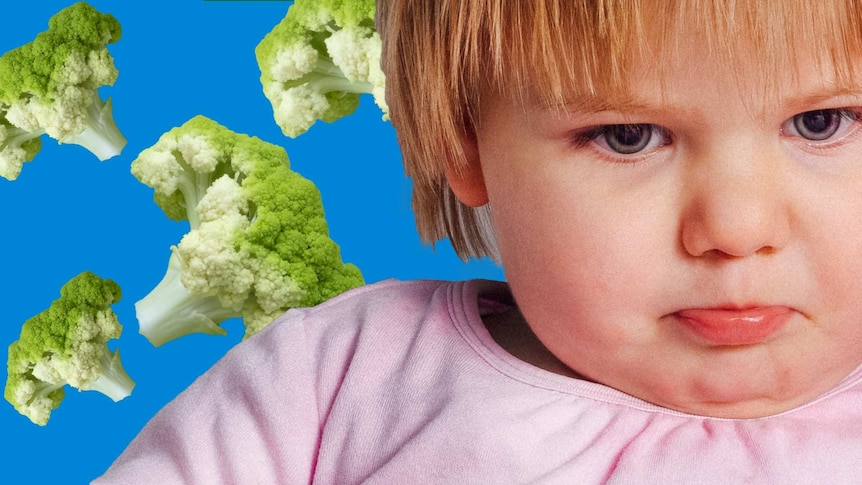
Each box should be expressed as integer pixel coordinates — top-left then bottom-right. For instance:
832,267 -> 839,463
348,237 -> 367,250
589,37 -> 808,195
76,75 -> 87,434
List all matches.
679,149 -> 792,259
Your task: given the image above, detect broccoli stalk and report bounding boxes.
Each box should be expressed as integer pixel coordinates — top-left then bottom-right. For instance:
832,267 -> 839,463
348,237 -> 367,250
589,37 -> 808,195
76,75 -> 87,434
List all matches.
61,94 -> 126,161
135,252 -> 235,346
255,0 -> 387,137
133,115 -> 364,346
81,346 -> 135,401
4,271 -> 135,426
0,2 -> 126,181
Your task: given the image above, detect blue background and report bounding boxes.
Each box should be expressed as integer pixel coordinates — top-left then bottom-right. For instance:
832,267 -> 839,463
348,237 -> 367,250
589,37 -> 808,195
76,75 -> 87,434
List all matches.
0,2 -> 502,482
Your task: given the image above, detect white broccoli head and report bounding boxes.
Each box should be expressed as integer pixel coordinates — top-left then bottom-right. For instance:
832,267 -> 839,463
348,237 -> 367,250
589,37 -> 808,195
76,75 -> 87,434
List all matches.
0,121 -> 43,180
132,132 -> 225,228
176,175 -> 255,309
6,380 -> 64,427
177,133 -> 221,173
131,137 -> 185,195
271,44 -> 320,83
5,85 -> 92,140
267,84 -> 332,138
325,28 -> 388,118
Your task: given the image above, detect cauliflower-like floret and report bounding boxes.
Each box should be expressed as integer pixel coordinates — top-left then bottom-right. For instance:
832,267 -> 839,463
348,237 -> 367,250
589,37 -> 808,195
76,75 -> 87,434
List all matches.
255,0 -> 388,137
133,116 -> 365,345
0,2 -> 125,180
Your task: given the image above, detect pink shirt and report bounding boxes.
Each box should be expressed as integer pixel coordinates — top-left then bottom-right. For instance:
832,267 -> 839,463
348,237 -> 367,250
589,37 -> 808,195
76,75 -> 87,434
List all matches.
95,279 -> 862,484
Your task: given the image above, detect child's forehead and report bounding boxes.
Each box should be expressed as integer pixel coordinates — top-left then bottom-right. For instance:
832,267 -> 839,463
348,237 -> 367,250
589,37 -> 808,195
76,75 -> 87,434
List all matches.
482,1 -> 862,108
506,62 -> 862,125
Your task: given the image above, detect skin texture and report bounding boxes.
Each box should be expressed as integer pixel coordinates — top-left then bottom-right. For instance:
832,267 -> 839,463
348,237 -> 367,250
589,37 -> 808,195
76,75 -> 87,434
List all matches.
449,37 -> 862,418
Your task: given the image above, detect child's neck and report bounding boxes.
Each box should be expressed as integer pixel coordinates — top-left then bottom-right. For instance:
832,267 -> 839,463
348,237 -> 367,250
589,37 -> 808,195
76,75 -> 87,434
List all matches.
482,308 -> 586,380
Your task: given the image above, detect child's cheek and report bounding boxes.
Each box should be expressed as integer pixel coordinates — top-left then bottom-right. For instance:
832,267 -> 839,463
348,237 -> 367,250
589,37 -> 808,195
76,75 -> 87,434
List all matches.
490,175 -> 666,337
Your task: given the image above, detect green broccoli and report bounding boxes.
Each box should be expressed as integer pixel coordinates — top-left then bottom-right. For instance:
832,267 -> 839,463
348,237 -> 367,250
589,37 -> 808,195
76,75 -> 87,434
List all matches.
132,115 -> 364,346
255,0 -> 387,138
0,2 -> 126,181
5,271 -> 134,426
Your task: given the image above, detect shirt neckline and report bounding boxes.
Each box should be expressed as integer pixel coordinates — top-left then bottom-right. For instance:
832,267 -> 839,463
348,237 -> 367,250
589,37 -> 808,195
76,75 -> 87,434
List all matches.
445,278 -> 862,421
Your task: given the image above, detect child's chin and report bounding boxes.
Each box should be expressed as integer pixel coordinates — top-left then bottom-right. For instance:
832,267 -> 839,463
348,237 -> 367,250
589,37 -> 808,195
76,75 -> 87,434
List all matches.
648,372 -> 822,419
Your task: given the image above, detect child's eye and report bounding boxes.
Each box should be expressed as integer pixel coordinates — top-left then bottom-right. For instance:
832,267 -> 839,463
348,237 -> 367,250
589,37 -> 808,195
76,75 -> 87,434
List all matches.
575,124 -> 670,156
783,108 -> 860,142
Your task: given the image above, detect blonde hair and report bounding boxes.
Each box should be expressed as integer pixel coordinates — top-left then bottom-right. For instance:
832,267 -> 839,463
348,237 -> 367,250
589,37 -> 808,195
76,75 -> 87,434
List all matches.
377,1 -> 862,260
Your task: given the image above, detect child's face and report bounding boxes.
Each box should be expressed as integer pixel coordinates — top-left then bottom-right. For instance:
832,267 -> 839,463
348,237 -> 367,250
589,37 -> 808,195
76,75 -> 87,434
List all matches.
457,34 -> 862,418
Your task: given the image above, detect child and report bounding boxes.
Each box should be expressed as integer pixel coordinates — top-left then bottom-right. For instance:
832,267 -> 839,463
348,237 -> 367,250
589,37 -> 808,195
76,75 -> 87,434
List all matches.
96,1 -> 862,482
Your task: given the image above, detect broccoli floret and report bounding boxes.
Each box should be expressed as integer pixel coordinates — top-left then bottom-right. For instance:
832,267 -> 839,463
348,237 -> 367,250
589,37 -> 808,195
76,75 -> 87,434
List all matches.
4,272 -> 135,426
132,115 -> 364,346
255,0 -> 387,138
0,117 -> 43,181
0,2 -> 126,181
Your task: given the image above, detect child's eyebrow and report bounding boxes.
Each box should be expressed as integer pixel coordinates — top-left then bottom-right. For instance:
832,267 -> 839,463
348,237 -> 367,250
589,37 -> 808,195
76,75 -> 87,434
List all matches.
535,94 -> 697,118
535,86 -> 862,117
536,94 -> 641,113
782,87 -> 862,110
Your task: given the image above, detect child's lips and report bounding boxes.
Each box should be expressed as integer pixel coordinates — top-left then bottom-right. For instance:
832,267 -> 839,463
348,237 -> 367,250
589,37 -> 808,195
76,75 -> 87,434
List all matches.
673,305 -> 795,346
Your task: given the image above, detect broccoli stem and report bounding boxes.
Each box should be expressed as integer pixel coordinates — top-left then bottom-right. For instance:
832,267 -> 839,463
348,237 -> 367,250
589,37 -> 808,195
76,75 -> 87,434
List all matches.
136,252 -> 238,347
61,94 -> 127,160
175,171 -> 213,230
299,56 -> 374,95
79,347 -> 135,402
169,151 -> 218,230
29,381 -> 66,406
4,123 -> 45,147
309,74 -> 374,95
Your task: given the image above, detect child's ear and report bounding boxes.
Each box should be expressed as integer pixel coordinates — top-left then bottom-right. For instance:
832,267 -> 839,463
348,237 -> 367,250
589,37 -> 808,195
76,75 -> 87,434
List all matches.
445,130 -> 489,207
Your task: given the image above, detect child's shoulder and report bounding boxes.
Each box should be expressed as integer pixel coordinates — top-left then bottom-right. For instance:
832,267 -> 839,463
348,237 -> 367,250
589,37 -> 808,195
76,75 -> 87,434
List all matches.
301,278 -> 454,314
267,278 -> 467,332
252,278 -> 499,368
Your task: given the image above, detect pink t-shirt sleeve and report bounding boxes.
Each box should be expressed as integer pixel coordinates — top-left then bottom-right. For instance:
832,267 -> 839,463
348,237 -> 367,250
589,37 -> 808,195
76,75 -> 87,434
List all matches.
94,309 -> 321,484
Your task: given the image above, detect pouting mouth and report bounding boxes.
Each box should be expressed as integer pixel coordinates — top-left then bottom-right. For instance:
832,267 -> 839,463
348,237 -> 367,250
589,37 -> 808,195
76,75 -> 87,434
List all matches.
671,305 -> 795,346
